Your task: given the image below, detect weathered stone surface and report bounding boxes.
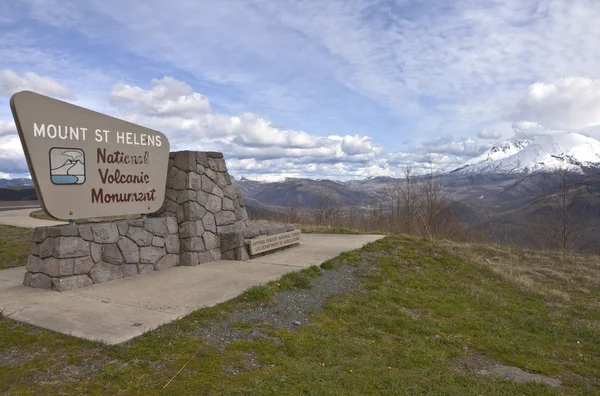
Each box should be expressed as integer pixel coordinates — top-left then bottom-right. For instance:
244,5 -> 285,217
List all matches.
204,168 -> 217,183
166,188 -> 178,202
195,220 -> 205,236
203,232 -> 220,250
144,218 -> 169,236
23,272 -> 32,287
54,237 -> 90,258
178,221 -> 196,238
222,197 -> 234,211
117,236 -> 139,264
222,250 -> 235,260
90,262 -> 123,284
236,247 -> 250,261
206,151 -> 224,159
140,246 -> 165,264
196,164 -> 205,175
78,225 -> 93,241
167,166 -> 186,190
201,175 -> 217,194
178,201 -> 206,222
116,221 -> 129,236
127,227 -> 154,246
52,275 -> 93,292
163,199 -> 178,214
180,251 -> 198,266
52,225 -> 79,237
181,237 -> 205,252
30,243 -> 39,256
39,237 -> 55,258
196,151 -> 209,166
196,190 -> 209,205
26,255 -> 42,273
122,264 -> 138,278
198,251 -> 214,264
210,248 -> 221,261
165,235 -> 180,254
166,217 -> 178,233
222,185 -> 237,200
217,224 -> 239,234
59,258 -> 75,276
239,196 -> 246,207
152,236 -> 165,247
156,254 -> 178,270
210,185 -> 224,198
91,223 -> 119,244
202,213 -> 217,233
101,243 -> 124,265
73,256 -> 95,274
215,211 -> 236,226
176,189 -> 196,204
90,243 -> 102,263
138,264 -> 155,274
205,195 -> 222,214
208,157 -> 227,172
241,226 -> 261,239
174,151 -> 196,172
30,273 -> 51,289
214,172 -> 229,188
32,228 -> 48,243
186,172 -> 202,190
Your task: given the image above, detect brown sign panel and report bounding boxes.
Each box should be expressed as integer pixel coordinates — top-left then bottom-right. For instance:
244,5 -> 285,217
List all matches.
11,91 -> 170,220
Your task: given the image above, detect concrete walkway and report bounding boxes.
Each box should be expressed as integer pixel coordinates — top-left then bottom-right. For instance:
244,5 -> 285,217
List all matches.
0,234 -> 384,344
0,208 -> 67,228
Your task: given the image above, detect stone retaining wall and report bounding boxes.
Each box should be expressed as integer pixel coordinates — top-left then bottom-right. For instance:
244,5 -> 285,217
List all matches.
24,217 -> 179,291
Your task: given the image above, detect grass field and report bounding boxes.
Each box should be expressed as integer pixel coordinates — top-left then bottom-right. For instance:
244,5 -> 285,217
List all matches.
0,235 -> 598,394
0,225 -> 33,270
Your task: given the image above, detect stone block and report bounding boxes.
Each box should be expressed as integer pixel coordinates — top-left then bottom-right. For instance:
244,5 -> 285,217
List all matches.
30,273 -> 52,289
91,223 -> 119,244
32,227 -> 48,243
90,243 -> 102,263
198,251 -> 214,264
176,189 -> 196,204
74,256 -> 95,275
163,199 -> 178,213
202,213 -> 217,233
165,188 -> 178,202
180,251 -> 198,266
59,258 -> 75,276
178,221 -> 196,238
23,272 -> 32,287
222,185 -> 237,200
165,235 -> 180,254
49,225 -> 79,237
186,172 -> 202,190
90,262 -> 123,284
196,151 -> 209,166
222,251 -> 235,261
195,220 -> 205,236
138,264 -> 155,274
144,218 -> 169,236
156,254 -> 178,270
181,237 -> 205,252
52,275 -> 93,292
54,237 -> 90,258
26,255 -> 42,273
196,190 -> 209,205
217,224 -> 239,234
236,247 -> 250,261
116,221 -> 129,236
101,243 -> 124,265
122,264 -> 139,278
206,151 -> 224,159
30,243 -> 39,256
204,168 -> 217,183
215,211 -> 236,226
140,246 -> 166,264
78,225 -> 93,241
201,175 -> 217,194
211,185 -> 224,198
205,195 -> 222,214
117,236 -> 139,264
128,219 -> 144,227
174,151 -> 196,172
241,226 -> 261,239
167,166 -> 186,190
179,201 -> 206,221
196,164 -> 205,175
214,172 -> 229,188
222,197 -> 234,211
39,237 -> 55,258
203,232 -> 220,250
209,248 -> 221,261
166,217 -> 178,234
152,236 -> 165,247
127,227 -> 154,246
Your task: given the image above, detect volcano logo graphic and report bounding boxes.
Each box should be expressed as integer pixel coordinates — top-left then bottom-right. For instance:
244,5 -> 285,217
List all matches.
49,147 -> 86,185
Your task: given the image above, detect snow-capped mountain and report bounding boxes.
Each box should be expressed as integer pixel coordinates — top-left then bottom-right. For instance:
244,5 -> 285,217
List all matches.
454,133 -> 600,174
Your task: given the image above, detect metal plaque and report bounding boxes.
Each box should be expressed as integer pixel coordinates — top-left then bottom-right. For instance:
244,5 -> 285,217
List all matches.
11,91 -> 170,220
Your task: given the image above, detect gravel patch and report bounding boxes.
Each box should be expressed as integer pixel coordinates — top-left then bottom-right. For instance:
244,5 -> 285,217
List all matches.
196,264 -> 365,350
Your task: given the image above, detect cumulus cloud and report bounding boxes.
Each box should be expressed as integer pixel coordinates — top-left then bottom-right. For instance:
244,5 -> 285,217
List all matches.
477,128 -> 502,140
416,135 -> 491,157
511,77 -> 600,130
0,136 -> 28,175
0,69 -> 72,98
0,121 -> 16,137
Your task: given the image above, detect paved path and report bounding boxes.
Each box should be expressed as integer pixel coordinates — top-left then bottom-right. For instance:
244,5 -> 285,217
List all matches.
0,208 -> 67,228
0,234 -> 384,344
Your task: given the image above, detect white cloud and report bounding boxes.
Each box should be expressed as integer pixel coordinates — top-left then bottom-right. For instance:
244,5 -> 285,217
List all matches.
511,77 -> 600,130
0,120 -> 16,137
477,128 -> 502,140
0,136 -> 27,174
416,135 -> 491,157
0,69 -> 72,98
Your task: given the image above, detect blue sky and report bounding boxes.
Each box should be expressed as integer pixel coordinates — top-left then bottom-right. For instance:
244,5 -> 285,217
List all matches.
2,0 -> 600,180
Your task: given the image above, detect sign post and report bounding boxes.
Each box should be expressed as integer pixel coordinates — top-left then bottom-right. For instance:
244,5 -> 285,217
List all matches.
11,91 -> 170,220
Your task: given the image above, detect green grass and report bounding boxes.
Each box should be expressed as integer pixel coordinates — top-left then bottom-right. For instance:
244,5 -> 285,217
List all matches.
0,224 -> 33,269
1,236 -> 599,394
